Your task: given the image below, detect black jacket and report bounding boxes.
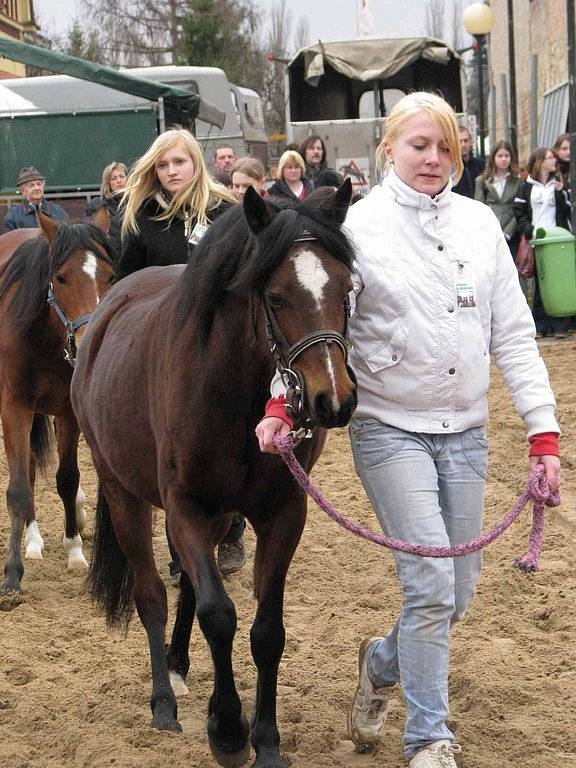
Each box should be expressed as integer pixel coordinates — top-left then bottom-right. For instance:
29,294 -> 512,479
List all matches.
117,195 -> 231,279
267,177 -> 313,201
452,154 -> 485,198
513,179 -> 571,240
86,193 -> 123,264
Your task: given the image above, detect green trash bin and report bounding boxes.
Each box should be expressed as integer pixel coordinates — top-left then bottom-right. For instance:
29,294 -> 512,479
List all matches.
531,225 -> 576,316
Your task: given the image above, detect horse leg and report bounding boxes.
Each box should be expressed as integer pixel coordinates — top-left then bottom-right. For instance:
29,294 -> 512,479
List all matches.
75,484 -> 87,534
24,451 -> 43,560
101,481 -> 181,731
249,498 -> 307,768
166,568 -> 195,697
54,413 -> 87,570
168,508 -> 249,767
1,404 -> 36,593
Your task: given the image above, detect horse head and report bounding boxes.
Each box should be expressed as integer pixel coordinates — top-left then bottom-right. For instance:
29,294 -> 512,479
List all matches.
38,214 -> 116,362
244,181 -> 357,430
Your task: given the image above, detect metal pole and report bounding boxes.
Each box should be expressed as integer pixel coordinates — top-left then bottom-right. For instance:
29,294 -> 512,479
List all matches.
476,34 -> 486,159
507,0 -> 518,159
568,0 -> 576,232
530,54 -> 539,151
500,72 -> 510,141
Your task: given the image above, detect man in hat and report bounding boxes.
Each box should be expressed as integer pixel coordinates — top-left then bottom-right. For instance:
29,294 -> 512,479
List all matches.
3,167 -> 68,231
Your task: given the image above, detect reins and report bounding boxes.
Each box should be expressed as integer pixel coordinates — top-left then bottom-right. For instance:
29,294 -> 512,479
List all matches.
47,284 -> 93,367
273,432 -> 561,572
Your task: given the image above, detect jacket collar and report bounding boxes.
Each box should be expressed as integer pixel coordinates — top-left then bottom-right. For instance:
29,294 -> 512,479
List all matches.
382,168 -> 452,211
527,175 -> 555,189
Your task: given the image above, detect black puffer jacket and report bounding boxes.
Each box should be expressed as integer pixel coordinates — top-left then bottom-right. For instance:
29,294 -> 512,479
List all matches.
267,177 -> 313,201
117,195 -> 232,280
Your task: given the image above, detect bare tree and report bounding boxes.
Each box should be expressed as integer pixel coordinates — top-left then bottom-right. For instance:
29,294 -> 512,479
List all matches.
263,0 -> 292,133
293,17 -> 310,54
450,0 -> 465,52
424,0 -> 446,42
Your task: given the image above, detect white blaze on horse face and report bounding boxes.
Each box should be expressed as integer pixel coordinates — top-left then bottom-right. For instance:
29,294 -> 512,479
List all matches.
292,250 -> 340,409
83,251 -> 99,302
292,250 -> 329,307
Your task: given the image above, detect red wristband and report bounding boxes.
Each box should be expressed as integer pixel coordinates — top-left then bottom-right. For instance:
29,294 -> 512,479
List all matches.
264,395 -> 294,429
528,432 -> 560,457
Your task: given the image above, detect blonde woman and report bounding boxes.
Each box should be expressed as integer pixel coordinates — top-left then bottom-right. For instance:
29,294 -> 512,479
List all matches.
86,161 -> 128,261
256,92 -> 560,767
118,129 -> 243,581
119,128 -> 235,279
267,150 -> 312,200
230,157 -> 267,201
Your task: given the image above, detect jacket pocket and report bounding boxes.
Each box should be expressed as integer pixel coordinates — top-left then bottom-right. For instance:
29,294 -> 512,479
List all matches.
353,323 -> 408,374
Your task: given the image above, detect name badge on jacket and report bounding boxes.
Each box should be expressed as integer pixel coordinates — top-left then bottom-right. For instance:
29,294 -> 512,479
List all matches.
189,222 -> 209,246
456,279 -> 476,308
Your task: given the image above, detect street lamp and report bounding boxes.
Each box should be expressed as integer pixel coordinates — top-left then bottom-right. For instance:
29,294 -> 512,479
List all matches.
463,2 -> 494,160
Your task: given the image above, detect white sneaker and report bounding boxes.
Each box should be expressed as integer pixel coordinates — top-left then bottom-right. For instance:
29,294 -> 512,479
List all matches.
409,740 -> 462,767
347,636 -> 395,753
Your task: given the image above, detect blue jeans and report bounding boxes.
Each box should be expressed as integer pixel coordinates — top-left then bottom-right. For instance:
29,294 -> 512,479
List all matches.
350,419 -> 488,759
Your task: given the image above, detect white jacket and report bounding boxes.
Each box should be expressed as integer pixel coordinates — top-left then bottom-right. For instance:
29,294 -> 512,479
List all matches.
341,170 -> 558,436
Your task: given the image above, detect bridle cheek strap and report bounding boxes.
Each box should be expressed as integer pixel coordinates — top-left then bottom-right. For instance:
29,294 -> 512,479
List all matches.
47,284 -> 94,367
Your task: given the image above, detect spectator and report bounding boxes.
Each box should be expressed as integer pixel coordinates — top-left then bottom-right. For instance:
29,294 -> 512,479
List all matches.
86,161 -> 128,263
299,134 -> 329,187
316,169 -> 343,190
231,157 -> 267,202
267,150 -> 313,201
553,133 -> 570,192
256,91 -> 560,768
514,147 -> 571,338
474,141 -> 521,257
452,125 -> 485,198
212,144 -> 237,175
117,129 -> 246,582
4,166 -> 68,231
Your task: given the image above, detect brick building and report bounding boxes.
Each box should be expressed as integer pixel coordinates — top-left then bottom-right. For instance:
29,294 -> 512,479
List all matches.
0,0 -> 39,78
488,0 -> 574,164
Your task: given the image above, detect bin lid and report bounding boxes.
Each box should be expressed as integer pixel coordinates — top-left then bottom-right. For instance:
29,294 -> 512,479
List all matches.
532,225 -> 574,244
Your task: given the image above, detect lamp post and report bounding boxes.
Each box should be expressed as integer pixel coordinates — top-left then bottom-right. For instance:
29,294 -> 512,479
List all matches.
463,2 -> 494,160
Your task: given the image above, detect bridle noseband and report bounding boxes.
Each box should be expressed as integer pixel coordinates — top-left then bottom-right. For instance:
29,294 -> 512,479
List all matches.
263,231 -> 351,436
47,283 -> 94,367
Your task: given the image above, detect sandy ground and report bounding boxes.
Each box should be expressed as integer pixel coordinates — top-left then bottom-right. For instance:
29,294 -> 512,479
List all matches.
0,343 -> 575,768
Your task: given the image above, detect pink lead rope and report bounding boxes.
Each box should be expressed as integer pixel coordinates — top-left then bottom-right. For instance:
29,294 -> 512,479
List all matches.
273,433 -> 561,572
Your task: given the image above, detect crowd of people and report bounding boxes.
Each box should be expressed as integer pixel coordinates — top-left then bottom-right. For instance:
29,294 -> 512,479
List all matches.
1,106 -> 566,767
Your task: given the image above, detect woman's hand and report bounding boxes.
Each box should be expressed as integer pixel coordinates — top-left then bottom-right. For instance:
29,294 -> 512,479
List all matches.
530,454 -> 561,494
554,177 -> 564,192
255,416 -> 291,454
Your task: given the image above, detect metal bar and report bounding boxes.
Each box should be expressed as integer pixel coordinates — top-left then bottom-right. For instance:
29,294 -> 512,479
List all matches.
476,34 -> 486,159
530,54 -> 539,151
507,0 -> 518,158
568,0 -> 576,232
500,72 -> 510,141
490,80 -> 496,144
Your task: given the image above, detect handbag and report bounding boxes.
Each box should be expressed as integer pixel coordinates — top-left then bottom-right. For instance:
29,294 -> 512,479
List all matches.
515,234 -> 535,279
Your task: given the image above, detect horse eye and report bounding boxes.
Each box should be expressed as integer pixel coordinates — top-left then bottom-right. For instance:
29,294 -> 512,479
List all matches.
55,274 -> 66,285
108,274 -> 117,285
267,293 -> 287,308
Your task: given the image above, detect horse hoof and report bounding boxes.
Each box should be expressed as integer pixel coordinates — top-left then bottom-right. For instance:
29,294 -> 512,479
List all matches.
169,671 -> 189,697
67,553 -> 89,571
0,582 -> 22,596
208,714 -> 251,768
151,716 -> 182,733
209,740 -> 251,768
25,546 -> 43,560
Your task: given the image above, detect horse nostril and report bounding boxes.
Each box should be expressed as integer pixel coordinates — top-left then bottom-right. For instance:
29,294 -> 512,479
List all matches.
313,390 -> 357,428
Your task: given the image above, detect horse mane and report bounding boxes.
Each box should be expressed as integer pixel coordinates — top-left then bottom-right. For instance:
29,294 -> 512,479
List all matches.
176,194 -> 355,344
0,222 -> 113,339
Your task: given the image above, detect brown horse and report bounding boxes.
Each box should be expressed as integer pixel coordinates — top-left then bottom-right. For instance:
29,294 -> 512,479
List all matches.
0,213 -> 115,594
71,183 -> 357,768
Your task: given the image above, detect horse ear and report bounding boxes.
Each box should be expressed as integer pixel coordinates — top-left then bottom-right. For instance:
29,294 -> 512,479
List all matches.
38,212 -> 60,244
332,178 -> 353,225
243,185 -> 275,234
91,204 -> 111,235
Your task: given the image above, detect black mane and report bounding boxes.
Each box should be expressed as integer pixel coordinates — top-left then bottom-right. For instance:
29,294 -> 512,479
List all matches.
0,222 -> 113,338
176,193 -> 355,344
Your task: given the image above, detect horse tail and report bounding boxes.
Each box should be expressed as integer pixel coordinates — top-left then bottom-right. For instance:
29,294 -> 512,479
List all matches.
30,414 -> 54,474
88,483 -> 134,630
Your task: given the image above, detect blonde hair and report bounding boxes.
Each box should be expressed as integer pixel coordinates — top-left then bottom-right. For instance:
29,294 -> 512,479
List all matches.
122,128 -> 236,237
375,92 -> 464,183
101,162 -> 128,197
277,150 -> 305,180
231,157 -> 267,183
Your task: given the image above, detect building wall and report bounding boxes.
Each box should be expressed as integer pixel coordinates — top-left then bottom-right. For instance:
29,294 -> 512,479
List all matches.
0,0 -> 38,79
489,0 -> 571,164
